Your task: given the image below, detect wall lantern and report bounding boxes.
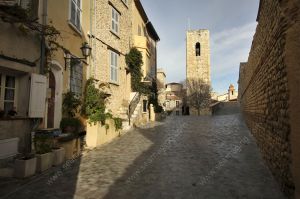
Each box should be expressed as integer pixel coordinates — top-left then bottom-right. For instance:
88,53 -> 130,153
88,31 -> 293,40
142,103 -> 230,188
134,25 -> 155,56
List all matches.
80,42 -> 92,58
64,42 -> 92,70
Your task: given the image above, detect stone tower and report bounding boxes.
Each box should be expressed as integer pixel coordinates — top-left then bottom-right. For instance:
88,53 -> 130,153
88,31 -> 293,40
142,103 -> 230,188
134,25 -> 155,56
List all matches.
186,29 -> 211,115
186,29 -> 211,84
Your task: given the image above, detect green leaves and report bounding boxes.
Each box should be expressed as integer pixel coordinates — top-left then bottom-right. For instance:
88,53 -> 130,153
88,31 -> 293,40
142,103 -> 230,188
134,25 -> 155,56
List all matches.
125,48 -> 150,94
62,91 -> 81,117
82,78 -> 107,125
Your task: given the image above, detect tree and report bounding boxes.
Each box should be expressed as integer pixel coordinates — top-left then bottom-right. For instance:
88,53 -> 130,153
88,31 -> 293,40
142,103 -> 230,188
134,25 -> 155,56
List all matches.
186,78 -> 211,116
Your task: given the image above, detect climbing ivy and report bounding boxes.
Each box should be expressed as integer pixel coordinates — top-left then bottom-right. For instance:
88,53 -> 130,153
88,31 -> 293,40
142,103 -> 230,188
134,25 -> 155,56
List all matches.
81,78 -> 108,125
81,78 -> 123,131
149,81 -> 163,113
125,47 -> 150,94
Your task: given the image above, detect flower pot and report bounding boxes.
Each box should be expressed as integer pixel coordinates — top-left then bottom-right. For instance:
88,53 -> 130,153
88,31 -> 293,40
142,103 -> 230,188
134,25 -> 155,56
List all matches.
14,157 -> 37,178
36,152 -> 53,173
52,148 -> 65,166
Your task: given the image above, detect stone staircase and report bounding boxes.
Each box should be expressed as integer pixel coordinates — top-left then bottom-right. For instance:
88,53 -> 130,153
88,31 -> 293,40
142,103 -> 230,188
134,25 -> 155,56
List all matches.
117,106 -> 131,131
117,92 -> 146,131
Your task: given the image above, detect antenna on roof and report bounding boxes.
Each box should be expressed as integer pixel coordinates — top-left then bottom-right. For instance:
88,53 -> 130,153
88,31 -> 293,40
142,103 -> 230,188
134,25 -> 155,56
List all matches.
187,18 -> 191,30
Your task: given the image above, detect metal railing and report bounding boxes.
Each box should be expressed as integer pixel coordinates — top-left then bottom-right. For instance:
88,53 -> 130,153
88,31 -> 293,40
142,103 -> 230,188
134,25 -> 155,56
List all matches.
128,92 -> 141,125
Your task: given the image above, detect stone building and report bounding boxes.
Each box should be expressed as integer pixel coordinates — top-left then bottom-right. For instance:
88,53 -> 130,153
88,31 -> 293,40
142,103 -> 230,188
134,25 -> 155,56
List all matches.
47,0 -> 91,129
186,29 -> 211,115
0,0 -> 47,155
165,83 -> 184,115
228,84 -> 238,101
132,0 -> 159,83
90,0 -> 133,117
238,0 -> 300,198
129,0 -> 160,126
156,68 -> 166,107
186,29 -> 211,84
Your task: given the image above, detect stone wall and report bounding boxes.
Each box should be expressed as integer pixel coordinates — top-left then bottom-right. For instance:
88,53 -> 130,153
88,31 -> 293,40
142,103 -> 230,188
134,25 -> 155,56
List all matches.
0,119 -> 33,154
186,30 -> 210,83
186,30 -> 211,115
238,0 -> 300,198
92,0 -> 133,115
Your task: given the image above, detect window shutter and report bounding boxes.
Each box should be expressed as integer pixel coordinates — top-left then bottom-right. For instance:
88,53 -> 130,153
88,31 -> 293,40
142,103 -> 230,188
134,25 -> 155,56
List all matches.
28,73 -> 47,118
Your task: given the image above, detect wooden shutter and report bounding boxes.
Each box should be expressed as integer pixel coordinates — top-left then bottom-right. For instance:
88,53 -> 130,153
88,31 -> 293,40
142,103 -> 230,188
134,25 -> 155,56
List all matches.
28,73 -> 47,118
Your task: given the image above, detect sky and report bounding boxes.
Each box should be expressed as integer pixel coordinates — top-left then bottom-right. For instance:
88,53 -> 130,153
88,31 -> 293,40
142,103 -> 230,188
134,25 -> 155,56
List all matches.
141,0 -> 260,94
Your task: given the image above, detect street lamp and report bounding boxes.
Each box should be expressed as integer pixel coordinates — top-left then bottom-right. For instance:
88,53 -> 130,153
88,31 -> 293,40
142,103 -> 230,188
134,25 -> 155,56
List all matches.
64,42 -> 92,70
80,42 -> 92,58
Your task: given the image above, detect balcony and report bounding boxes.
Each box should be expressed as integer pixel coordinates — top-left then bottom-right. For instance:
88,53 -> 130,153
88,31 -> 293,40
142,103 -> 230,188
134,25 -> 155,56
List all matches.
0,0 -> 39,20
133,35 -> 151,53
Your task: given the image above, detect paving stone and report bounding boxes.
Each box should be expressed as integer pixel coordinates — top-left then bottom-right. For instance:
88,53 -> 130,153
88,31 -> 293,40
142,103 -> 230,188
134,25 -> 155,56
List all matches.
0,114 -> 286,199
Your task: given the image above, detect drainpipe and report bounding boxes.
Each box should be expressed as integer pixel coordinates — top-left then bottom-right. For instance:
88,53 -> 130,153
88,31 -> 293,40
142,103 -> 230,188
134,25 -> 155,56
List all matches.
40,0 -> 48,74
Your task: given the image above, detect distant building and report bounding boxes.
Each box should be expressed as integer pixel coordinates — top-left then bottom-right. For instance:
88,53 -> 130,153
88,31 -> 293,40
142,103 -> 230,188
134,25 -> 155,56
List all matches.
214,84 -> 238,102
156,68 -> 166,107
228,84 -> 238,101
165,83 -> 184,115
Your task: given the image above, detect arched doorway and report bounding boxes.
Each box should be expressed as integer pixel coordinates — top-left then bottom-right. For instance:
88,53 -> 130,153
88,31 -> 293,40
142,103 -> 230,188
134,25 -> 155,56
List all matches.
47,71 -> 55,128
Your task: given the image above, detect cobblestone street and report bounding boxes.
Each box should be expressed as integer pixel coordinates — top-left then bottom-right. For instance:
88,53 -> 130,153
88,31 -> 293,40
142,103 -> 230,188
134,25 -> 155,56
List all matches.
1,113 -> 285,199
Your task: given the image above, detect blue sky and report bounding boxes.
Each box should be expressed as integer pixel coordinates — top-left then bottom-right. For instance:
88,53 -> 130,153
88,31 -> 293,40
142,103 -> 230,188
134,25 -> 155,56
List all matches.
141,0 -> 260,94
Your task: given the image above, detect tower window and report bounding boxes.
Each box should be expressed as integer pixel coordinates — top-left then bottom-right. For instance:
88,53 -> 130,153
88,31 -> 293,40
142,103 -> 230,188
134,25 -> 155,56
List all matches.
195,42 -> 201,56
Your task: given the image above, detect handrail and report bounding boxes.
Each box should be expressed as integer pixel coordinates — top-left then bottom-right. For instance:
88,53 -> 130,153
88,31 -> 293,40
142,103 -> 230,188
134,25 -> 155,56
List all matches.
128,92 -> 141,125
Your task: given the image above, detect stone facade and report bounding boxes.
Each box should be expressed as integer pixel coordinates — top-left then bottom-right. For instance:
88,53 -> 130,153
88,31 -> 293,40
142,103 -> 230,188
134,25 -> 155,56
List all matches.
165,83 -> 184,114
91,0 -> 133,115
238,0 -> 300,198
157,68 -> 166,107
228,84 -> 238,101
186,30 -> 211,115
47,0 -> 91,128
0,1 -> 44,155
186,30 -> 211,84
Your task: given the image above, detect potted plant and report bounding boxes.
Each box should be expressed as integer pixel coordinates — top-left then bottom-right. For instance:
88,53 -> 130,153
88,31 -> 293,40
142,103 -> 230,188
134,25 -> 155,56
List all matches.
34,134 -> 53,173
14,154 -> 37,178
60,117 -> 82,135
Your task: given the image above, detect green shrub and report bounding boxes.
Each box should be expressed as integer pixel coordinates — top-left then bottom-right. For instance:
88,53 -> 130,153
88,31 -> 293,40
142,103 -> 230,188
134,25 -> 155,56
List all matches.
60,117 -> 82,134
34,134 -> 53,154
81,78 -> 108,125
113,117 -> 123,131
62,91 -> 81,117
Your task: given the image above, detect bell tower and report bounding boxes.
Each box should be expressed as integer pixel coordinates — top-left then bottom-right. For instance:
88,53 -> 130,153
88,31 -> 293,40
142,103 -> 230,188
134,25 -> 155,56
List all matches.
186,29 -> 211,84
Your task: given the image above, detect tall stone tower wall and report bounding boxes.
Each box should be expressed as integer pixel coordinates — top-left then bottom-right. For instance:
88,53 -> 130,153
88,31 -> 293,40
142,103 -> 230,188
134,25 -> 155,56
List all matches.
186,30 -> 211,84
186,30 -> 211,115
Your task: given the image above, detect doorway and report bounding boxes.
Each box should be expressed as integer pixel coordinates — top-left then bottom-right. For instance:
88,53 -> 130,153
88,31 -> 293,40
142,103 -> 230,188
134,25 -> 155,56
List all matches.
47,71 -> 55,128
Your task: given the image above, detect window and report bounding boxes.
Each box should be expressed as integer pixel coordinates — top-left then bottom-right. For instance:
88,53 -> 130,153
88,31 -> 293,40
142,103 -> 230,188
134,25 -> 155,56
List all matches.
0,74 -> 17,114
111,7 -> 119,34
110,51 -> 118,83
143,100 -> 147,112
70,59 -> 83,96
176,100 -> 180,108
70,0 -> 82,31
196,42 -> 201,56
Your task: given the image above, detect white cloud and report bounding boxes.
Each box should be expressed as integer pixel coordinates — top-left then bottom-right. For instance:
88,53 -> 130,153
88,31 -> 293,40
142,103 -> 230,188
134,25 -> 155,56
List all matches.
211,22 -> 257,80
211,22 -> 257,53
